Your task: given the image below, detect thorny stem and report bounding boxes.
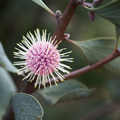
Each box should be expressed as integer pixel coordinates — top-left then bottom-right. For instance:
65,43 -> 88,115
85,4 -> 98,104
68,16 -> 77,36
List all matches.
3,0 -> 120,119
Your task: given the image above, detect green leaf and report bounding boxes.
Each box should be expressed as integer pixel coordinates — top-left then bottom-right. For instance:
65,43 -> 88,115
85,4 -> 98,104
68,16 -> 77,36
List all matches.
0,42 -> 18,73
32,0 -> 54,15
89,0 -> 120,28
73,37 -> 120,79
0,67 -> 16,117
39,80 -> 95,105
84,1 -> 120,49
10,93 -> 44,120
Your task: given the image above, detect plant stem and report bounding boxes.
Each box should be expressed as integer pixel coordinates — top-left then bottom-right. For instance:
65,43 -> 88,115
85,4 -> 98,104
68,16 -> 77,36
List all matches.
3,0 -> 120,119
52,0 -> 78,42
3,0 -> 78,119
39,49 -> 120,88
3,50 -> 120,120
3,108 -> 15,120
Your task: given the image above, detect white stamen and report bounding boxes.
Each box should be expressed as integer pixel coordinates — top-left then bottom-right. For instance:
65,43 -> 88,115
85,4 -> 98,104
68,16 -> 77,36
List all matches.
14,29 -> 73,89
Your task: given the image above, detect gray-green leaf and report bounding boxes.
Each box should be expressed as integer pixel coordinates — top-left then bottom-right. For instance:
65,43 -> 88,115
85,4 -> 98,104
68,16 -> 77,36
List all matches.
10,93 -> 44,120
89,0 -> 120,28
0,42 -> 18,73
73,37 -> 120,79
0,67 -> 16,117
39,80 -> 95,105
83,1 -> 120,49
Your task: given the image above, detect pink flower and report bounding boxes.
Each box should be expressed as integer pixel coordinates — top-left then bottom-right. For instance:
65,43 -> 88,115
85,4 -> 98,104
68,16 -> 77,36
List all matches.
14,29 -> 73,88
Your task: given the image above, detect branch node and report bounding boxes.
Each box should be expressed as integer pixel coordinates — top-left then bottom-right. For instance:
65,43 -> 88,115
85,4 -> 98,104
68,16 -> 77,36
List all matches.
114,49 -> 120,55
56,10 -> 62,18
63,33 -> 70,39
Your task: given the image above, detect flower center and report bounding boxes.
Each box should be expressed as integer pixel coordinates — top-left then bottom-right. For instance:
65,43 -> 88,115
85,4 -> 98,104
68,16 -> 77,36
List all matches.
25,41 -> 60,76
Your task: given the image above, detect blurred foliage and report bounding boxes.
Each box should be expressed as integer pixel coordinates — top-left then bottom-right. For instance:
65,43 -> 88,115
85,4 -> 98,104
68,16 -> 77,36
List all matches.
0,42 -> 18,73
0,67 -> 16,118
0,0 -> 120,120
39,80 -> 95,105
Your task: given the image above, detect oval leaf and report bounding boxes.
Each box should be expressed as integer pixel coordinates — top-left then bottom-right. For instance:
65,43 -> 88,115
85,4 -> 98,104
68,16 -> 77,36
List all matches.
0,42 -> 18,73
83,1 -> 120,49
89,1 -> 120,48
89,0 -> 120,28
73,37 -> 120,79
10,93 -> 44,120
0,67 -> 16,117
39,80 -> 95,105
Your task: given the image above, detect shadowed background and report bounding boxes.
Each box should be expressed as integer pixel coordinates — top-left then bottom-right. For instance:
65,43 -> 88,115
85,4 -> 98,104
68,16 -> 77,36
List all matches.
0,0 -> 118,120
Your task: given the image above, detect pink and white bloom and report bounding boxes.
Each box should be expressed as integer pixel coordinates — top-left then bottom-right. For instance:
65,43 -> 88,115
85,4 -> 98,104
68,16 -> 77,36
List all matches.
13,29 -> 73,89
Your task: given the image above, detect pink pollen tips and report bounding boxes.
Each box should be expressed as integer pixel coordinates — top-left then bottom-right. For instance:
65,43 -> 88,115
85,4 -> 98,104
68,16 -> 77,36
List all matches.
26,41 -> 60,76
14,29 -> 73,89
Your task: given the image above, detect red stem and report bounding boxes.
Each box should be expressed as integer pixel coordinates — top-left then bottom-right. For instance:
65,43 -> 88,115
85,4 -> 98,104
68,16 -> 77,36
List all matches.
3,50 -> 120,120
39,50 -> 120,88
3,0 -> 78,119
3,0 -> 120,119
52,0 -> 78,42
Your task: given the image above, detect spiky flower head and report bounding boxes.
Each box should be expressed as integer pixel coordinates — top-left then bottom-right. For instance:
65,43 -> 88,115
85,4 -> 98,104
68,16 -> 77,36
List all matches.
13,29 -> 73,89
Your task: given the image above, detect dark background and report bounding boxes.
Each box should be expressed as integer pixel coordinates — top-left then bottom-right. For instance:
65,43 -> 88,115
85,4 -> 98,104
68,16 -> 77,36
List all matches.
0,0 -> 118,120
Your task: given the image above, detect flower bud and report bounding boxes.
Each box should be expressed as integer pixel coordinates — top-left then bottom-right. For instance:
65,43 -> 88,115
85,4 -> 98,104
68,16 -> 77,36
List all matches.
64,33 -> 70,39
88,11 -> 95,22
56,10 -> 62,18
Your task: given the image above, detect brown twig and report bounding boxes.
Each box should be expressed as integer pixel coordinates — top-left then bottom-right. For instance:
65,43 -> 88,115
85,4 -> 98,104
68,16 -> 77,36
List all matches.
39,49 -> 120,88
51,0 -> 78,42
3,0 -> 120,119
4,50 -> 120,120
3,0 -> 78,120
